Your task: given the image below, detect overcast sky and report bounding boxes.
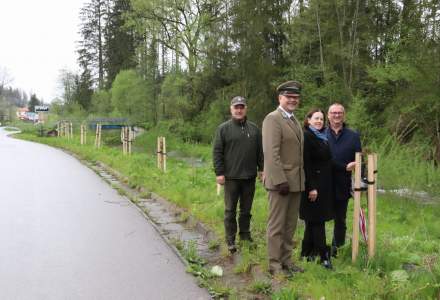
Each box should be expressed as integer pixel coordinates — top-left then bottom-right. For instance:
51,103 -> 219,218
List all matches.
0,0 -> 87,103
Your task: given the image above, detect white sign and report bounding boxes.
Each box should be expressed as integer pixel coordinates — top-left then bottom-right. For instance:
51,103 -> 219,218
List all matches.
35,105 -> 49,112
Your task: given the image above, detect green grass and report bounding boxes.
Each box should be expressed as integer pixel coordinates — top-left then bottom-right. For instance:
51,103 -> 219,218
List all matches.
373,136 -> 440,196
13,122 -> 440,299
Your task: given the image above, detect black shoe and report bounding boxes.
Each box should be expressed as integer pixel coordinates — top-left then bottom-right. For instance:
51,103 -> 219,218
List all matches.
227,243 -> 237,254
320,247 -> 333,269
239,233 -> 253,243
321,259 -> 333,269
306,255 -> 317,262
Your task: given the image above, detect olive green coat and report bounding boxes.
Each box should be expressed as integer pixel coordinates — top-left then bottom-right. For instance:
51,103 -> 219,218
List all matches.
262,108 -> 305,192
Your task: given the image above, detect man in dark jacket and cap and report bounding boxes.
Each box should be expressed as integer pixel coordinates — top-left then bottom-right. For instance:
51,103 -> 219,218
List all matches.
213,96 -> 264,253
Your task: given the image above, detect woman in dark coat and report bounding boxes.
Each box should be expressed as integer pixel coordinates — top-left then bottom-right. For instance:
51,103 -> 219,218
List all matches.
300,108 -> 355,269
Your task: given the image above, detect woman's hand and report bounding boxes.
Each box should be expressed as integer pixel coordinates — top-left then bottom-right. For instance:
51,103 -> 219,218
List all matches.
308,189 -> 318,202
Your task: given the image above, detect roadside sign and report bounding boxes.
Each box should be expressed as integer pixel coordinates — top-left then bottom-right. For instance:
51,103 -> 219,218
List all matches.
35,105 -> 49,112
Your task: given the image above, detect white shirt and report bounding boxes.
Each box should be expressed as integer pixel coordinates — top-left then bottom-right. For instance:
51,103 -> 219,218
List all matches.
278,105 -> 295,119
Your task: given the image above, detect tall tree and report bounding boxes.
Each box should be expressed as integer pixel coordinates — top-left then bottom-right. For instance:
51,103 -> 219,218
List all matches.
28,94 -> 40,112
104,0 -> 137,88
78,0 -> 109,89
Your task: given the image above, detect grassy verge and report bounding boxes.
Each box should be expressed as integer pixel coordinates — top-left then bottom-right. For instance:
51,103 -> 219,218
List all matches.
13,124 -> 440,299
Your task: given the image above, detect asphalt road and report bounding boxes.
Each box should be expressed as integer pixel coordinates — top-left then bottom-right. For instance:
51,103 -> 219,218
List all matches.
0,128 -> 209,300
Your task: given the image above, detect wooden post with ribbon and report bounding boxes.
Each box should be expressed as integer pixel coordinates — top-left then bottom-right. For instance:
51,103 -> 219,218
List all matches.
352,152 -> 378,262
352,152 -> 362,263
367,153 -> 378,258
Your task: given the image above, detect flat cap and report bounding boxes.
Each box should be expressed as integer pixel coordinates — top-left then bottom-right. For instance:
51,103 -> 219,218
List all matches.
230,96 -> 247,106
277,80 -> 302,95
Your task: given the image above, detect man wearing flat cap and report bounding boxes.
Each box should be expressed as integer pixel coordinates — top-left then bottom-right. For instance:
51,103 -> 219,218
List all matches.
213,96 -> 264,253
262,81 -> 305,276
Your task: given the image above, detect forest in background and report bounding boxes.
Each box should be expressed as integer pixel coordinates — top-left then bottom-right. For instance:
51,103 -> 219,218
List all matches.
4,0 -> 440,163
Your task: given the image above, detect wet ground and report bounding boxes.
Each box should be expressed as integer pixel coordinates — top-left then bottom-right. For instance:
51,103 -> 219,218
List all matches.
0,127 -> 209,300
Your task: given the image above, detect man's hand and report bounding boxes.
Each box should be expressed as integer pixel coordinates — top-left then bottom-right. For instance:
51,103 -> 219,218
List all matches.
216,175 -> 225,185
346,162 -> 356,171
276,182 -> 290,196
308,189 -> 318,202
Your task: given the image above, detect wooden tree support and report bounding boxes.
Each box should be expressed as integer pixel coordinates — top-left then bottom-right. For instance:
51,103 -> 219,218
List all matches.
80,124 -> 87,145
95,123 -> 102,148
121,126 -> 133,155
57,121 -> 73,139
352,153 -> 362,262
352,152 -> 378,262
157,136 -> 167,172
121,127 -> 126,155
64,122 -> 69,138
367,153 -> 378,258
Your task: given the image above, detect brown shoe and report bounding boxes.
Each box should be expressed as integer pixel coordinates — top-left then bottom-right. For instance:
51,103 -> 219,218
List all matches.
282,263 -> 304,274
268,265 -> 283,276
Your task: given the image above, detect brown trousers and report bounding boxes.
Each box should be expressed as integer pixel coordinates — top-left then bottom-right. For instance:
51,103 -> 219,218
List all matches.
267,191 -> 301,271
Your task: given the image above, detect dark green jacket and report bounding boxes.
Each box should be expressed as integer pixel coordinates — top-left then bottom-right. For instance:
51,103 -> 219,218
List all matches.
213,118 -> 263,179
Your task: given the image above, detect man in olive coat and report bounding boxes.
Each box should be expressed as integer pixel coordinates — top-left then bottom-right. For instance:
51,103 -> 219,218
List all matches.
213,96 -> 264,253
262,81 -> 305,275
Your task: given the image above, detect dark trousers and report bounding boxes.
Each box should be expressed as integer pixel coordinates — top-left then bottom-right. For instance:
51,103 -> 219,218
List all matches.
301,221 -> 328,260
332,197 -> 350,247
224,178 -> 256,244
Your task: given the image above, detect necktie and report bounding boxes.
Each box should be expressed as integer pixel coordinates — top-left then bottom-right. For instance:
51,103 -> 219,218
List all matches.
290,115 -> 299,128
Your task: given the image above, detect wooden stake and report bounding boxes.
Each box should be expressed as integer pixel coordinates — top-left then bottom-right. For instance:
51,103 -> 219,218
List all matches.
80,124 -> 87,145
374,153 -> 378,244
128,127 -> 132,155
368,153 -> 377,258
121,127 -> 126,154
162,137 -> 166,172
95,124 -> 98,147
216,183 -> 222,196
95,123 -> 101,148
70,122 -> 73,139
157,136 -> 166,171
98,124 -> 101,148
352,152 -> 362,263
157,137 -> 162,170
